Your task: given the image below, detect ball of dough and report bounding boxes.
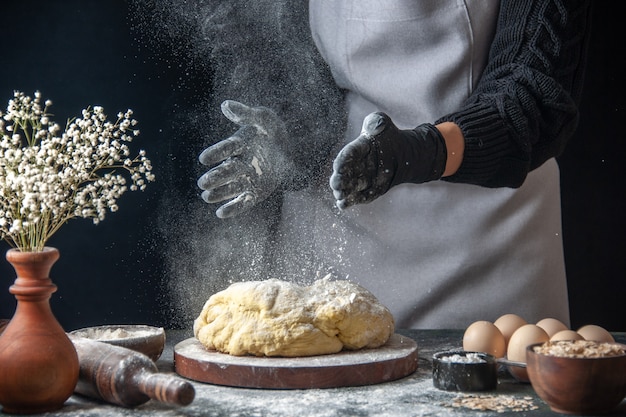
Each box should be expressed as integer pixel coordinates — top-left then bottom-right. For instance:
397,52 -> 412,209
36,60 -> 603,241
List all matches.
193,277 -> 395,357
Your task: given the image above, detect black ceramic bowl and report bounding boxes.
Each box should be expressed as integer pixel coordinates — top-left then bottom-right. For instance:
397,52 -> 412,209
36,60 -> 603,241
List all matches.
433,350 -> 498,392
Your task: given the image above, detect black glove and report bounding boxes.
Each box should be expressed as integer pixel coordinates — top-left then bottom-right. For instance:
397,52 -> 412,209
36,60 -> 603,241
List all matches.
197,100 -> 290,219
329,112 -> 447,210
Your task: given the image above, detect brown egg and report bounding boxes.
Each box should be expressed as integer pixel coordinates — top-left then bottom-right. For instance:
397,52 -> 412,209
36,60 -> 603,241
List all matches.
463,320 -> 506,358
494,313 -> 527,347
550,329 -> 584,341
577,324 -> 615,343
536,318 -> 568,338
507,324 -> 550,382
508,324 -> 550,362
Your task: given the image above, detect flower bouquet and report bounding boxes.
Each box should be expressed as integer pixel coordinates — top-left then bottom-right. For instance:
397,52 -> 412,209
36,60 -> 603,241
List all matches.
0,90 -> 154,251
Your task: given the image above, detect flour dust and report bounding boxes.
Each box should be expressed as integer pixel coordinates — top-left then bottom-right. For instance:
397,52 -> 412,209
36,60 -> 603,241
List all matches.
128,0 -> 350,329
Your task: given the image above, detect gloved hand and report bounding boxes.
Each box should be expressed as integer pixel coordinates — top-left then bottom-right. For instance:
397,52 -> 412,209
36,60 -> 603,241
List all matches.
329,112 -> 447,210
197,100 -> 290,219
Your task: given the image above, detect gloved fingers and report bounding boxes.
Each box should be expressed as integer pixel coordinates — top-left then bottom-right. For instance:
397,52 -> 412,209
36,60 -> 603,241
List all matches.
330,135 -> 374,195
197,157 -> 250,190
336,196 -> 357,210
335,198 -> 350,210
330,172 -> 370,198
335,190 -> 370,210
199,135 -> 245,166
197,100 -> 288,219
330,131 -> 390,210
330,165 -> 373,210
331,135 -> 372,175
215,191 -> 257,219
200,176 -> 251,203
361,112 -> 390,137
221,100 -> 250,125
221,100 -> 277,132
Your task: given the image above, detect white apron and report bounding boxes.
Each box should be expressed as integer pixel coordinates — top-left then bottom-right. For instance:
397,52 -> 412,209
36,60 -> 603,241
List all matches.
274,0 -> 569,328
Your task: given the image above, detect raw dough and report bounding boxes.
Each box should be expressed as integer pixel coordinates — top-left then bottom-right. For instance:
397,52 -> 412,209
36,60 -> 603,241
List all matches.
193,276 -> 395,357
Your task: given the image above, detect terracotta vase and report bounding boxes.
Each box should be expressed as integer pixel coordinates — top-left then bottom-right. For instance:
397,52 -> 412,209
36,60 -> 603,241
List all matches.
0,247 -> 79,414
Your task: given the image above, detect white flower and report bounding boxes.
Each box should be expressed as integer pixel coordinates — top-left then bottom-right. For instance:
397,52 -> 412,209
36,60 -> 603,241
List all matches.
0,91 -> 155,251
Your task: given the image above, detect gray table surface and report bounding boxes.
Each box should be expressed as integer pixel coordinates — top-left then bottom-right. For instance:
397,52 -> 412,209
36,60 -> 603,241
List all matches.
2,329 -> 625,417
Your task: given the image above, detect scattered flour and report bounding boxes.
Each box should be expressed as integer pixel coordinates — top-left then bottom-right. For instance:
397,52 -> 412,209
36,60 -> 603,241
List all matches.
438,353 -> 486,364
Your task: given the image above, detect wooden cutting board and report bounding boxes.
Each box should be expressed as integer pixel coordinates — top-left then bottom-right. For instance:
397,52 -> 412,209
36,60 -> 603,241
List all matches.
174,333 -> 418,389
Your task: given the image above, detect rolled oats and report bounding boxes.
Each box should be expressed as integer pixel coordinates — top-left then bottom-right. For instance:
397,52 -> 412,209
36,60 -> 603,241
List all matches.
445,394 -> 538,413
533,340 -> 625,358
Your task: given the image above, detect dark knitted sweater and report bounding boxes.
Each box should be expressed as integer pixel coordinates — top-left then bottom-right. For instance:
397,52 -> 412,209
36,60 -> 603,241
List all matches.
438,0 -> 592,187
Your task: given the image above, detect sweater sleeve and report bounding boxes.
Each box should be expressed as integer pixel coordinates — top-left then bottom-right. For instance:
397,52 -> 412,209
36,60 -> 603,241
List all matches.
437,0 -> 592,188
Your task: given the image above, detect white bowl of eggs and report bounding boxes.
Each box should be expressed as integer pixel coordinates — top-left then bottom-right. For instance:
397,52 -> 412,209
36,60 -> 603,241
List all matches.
463,314 -> 615,382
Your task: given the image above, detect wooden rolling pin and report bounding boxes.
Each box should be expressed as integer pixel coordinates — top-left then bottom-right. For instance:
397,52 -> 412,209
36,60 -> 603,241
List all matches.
71,336 -> 195,407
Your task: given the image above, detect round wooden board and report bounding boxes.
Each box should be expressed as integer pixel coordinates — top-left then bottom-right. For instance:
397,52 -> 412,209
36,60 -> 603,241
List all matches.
174,333 -> 418,389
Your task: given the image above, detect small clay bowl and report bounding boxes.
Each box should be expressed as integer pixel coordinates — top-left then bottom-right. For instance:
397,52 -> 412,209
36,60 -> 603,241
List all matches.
70,324 -> 166,362
433,350 -> 497,391
526,341 -> 626,415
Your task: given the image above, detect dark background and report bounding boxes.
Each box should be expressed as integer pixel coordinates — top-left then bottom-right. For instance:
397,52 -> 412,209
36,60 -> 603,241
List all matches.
0,1 -> 623,332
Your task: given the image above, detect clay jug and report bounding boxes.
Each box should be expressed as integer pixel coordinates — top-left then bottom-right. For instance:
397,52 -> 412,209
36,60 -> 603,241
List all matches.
0,247 -> 79,414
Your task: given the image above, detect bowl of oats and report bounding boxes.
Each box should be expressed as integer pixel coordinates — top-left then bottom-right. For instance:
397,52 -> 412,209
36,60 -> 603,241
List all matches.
526,340 -> 626,415
70,324 -> 166,362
